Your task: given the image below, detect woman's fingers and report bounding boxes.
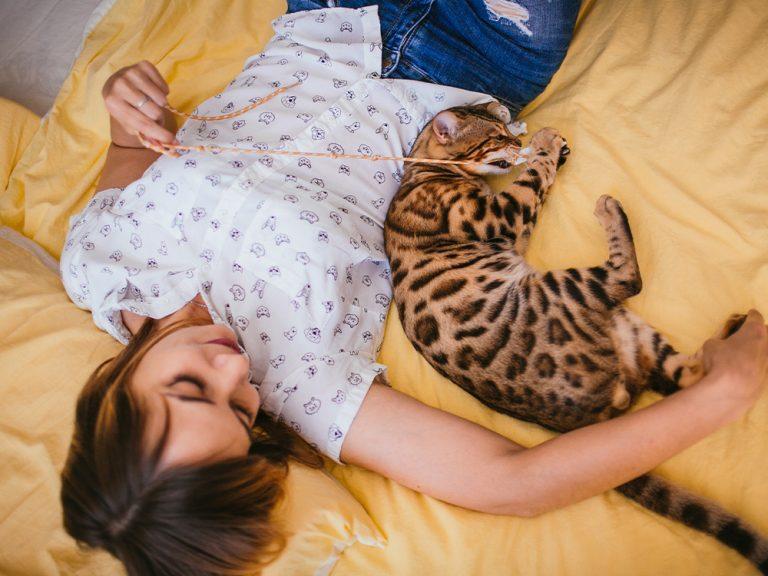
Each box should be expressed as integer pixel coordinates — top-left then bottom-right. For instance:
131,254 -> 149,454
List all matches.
107,75 -> 178,145
744,309 -> 767,337
125,67 -> 168,108
746,308 -> 764,321
732,309 -> 768,350
112,99 -> 176,144
100,61 -> 178,148
136,60 -> 169,94
112,75 -> 166,123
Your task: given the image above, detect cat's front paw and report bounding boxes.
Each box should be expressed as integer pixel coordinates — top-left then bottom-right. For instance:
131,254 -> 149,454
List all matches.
530,127 -> 562,149
530,127 -> 570,168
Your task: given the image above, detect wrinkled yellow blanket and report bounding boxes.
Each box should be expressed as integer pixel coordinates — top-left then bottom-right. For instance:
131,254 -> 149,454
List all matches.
1,0 -> 767,574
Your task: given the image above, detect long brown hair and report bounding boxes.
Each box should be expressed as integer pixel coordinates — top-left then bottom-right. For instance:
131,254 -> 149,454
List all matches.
60,317 -> 323,575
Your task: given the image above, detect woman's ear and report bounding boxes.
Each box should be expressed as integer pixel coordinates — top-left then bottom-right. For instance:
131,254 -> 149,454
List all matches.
432,110 -> 460,144
486,100 -> 512,124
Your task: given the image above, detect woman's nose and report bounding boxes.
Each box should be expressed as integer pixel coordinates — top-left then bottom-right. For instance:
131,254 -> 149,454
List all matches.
211,349 -> 251,391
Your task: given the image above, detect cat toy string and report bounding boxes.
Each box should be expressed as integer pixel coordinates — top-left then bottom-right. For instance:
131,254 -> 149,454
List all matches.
136,81 -> 530,167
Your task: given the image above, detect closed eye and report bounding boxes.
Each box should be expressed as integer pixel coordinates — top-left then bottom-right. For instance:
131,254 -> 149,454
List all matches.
169,374 -> 207,395
233,403 -> 256,428
168,375 -> 256,430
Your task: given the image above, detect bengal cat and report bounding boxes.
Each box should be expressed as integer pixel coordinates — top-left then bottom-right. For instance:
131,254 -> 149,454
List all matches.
383,101 -> 767,573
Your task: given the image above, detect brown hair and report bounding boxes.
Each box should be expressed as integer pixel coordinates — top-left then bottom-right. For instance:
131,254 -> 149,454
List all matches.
60,317 -> 323,575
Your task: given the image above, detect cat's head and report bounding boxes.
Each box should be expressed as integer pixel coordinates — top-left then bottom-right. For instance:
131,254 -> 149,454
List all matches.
426,102 -> 523,176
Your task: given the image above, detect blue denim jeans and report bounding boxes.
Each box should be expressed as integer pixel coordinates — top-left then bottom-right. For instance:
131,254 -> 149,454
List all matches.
285,0 -> 580,115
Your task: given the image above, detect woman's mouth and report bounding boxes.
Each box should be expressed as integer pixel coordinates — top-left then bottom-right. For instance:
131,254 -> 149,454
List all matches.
206,338 -> 242,353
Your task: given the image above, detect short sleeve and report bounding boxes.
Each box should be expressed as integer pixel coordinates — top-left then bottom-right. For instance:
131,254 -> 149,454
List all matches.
259,354 -> 386,464
60,187 -> 198,344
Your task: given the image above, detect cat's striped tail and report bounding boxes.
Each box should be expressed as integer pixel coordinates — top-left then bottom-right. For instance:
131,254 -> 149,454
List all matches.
616,473 -> 768,574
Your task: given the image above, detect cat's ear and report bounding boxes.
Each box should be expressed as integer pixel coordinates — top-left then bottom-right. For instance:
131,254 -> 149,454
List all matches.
432,110 -> 460,145
486,101 -> 512,124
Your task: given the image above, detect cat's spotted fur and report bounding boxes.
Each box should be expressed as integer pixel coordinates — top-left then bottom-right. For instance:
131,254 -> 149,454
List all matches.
384,102 -> 767,573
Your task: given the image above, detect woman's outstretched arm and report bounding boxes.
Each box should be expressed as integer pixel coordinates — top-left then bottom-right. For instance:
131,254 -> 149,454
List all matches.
341,310 -> 768,517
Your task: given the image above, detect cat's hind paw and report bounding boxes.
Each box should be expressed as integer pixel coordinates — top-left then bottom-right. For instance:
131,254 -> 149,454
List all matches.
593,194 -> 623,224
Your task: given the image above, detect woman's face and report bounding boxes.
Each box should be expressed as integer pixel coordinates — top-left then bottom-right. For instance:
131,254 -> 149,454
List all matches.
131,323 -> 259,470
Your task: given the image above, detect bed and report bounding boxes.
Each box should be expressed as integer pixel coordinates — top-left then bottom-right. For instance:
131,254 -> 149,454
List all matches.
1,0 -> 766,574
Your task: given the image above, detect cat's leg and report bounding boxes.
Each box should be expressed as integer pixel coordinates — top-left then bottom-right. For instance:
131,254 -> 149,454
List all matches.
611,308 -> 701,396
590,194 -> 643,302
537,195 -> 642,313
616,310 -> 748,396
489,127 -> 569,254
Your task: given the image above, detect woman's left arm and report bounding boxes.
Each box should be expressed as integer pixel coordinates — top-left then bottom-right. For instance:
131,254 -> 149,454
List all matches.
340,379 -> 529,515
341,325 -> 762,518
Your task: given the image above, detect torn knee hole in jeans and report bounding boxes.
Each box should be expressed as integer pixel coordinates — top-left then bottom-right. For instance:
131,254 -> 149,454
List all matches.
483,0 -> 533,36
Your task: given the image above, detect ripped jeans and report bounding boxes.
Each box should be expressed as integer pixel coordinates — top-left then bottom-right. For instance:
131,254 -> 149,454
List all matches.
285,0 -> 581,115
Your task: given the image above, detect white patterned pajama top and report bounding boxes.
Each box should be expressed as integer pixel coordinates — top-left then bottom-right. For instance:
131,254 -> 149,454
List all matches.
60,5 -> 496,461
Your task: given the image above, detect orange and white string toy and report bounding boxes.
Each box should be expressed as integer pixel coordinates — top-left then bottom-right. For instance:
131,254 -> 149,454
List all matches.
137,82 -> 530,167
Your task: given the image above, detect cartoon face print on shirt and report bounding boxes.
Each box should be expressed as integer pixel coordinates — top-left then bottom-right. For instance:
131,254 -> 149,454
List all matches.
304,327 -> 322,343
304,397 -> 321,414
62,5 -> 496,463
328,424 -> 343,442
229,284 -> 246,301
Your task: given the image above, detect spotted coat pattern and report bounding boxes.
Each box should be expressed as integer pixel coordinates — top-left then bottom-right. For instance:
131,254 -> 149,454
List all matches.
384,104 -> 768,571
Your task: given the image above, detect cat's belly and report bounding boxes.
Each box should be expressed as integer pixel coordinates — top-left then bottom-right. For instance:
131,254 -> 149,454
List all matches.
393,265 -> 633,433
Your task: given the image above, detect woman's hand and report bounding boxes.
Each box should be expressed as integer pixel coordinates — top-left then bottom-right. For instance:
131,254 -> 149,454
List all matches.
698,309 -> 768,408
102,61 -> 178,148
94,62 -> 177,195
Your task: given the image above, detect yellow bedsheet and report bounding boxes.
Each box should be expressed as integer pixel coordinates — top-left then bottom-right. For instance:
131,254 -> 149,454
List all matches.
0,98 -> 40,191
1,0 -> 767,574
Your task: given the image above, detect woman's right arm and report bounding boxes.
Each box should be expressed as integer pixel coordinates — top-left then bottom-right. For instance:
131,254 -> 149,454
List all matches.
341,310 -> 768,517
96,61 -> 178,192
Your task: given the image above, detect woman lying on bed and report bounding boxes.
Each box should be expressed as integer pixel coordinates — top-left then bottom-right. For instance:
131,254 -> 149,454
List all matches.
58,2 -> 768,575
